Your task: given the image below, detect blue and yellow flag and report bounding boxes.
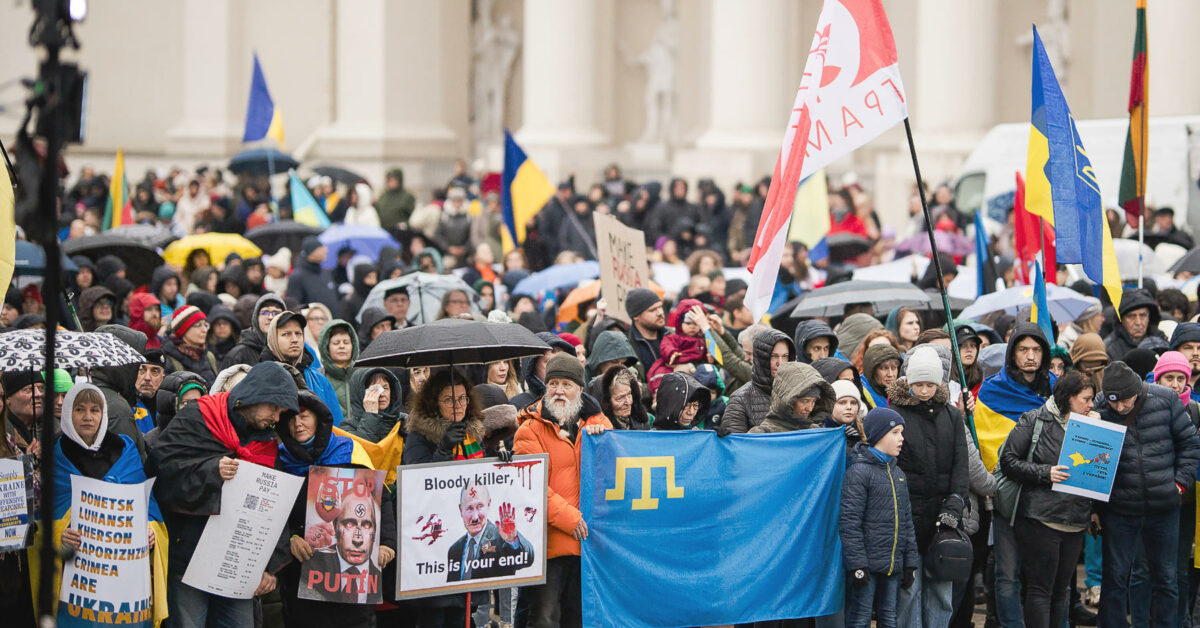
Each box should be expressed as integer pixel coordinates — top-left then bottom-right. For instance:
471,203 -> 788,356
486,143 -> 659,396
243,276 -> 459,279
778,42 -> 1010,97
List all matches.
1031,261 -> 1055,342
1025,26 -> 1121,311
243,53 -> 284,146
289,171 -> 331,228
976,368 -> 1055,471
582,430 -> 845,626
501,130 -> 554,254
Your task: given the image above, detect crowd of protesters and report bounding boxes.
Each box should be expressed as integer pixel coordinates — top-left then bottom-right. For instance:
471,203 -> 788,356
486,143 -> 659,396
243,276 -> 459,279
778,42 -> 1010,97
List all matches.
2,156 -> 1200,628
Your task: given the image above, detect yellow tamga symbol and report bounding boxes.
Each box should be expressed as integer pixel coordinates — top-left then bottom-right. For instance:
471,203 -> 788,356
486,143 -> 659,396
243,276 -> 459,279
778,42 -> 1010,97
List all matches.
604,457 -> 684,510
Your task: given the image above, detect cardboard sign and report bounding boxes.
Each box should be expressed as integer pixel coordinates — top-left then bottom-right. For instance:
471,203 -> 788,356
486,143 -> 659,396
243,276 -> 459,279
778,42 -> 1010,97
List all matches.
298,467 -> 385,604
595,213 -> 651,324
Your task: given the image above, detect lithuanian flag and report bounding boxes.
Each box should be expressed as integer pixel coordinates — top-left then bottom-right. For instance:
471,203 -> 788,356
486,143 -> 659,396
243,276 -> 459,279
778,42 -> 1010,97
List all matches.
1118,0 -> 1148,228
101,148 -> 133,230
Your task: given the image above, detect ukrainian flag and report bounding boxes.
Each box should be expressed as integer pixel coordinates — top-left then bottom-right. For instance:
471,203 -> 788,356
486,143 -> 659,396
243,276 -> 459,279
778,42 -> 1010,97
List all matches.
102,148 -> 133,230
1031,260 -> 1054,342
289,171 -> 331,228
1024,26 -> 1121,312
242,53 -> 284,146
501,130 -> 555,254
975,368 -> 1052,471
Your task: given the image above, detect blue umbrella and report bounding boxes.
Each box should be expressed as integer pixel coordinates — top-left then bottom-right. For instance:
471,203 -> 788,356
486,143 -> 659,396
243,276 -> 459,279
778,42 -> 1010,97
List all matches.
958,283 -> 1099,323
228,147 -> 299,176
317,224 -> 400,270
15,240 -> 77,276
511,261 -> 600,298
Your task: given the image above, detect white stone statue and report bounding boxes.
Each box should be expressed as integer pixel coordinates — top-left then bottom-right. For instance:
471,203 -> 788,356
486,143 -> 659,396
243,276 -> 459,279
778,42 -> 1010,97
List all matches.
620,0 -> 678,146
1017,0 -> 1070,87
473,0 -> 520,149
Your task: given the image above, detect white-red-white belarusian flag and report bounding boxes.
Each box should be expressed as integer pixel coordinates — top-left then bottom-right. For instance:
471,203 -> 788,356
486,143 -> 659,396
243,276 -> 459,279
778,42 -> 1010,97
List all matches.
746,0 -> 908,319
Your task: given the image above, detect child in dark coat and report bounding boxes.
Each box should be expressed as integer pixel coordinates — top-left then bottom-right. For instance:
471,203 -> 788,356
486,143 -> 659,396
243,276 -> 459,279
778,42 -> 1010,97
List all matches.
839,407 -> 920,628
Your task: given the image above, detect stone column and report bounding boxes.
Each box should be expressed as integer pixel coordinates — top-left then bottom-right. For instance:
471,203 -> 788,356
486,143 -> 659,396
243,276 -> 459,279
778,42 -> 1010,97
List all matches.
164,0 -> 245,156
515,0 -> 608,148
1147,1 -> 1200,116
913,0 -> 998,134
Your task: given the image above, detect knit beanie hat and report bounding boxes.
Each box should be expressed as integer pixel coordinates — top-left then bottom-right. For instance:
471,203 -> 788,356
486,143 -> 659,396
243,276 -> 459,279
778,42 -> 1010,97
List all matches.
836,313 -> 884,360
52,368 -> 74,394
1103,361 -> 1143,403
862,407 -> 906,446
544,352 -> 585,388
301,236 -> 323,259
1170,322 -> 1200,351
1069,332 -> 1108,366
171,305 -> 207,339
1121,348 -> 1157,381
624,288 -> 661,320
831,379 -> 861,403
1153,351 -> 1191,382
1074,299 -> 1103,323
905,346 -> 943,385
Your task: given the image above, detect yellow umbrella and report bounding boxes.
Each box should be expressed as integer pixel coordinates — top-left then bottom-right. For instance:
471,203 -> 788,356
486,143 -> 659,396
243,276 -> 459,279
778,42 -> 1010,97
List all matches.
163,232 -> 262,267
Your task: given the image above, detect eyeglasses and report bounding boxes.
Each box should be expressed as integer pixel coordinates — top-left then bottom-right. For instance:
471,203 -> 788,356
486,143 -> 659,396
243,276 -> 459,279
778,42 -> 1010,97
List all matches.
684,401 -> 701,411
447,299 -> 469,306
259,309 -> 283,318
438,394 -> 470,406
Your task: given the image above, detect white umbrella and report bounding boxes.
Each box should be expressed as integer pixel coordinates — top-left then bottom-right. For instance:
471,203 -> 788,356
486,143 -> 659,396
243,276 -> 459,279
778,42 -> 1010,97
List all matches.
356,273 -> 481,326
0,330 -> 145,371
959,284 -> 1099,323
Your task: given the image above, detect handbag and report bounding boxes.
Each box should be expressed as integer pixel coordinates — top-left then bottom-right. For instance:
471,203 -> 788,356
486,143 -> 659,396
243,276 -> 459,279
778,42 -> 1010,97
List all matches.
925,525 -> 974,583
992,417 -> 1044,525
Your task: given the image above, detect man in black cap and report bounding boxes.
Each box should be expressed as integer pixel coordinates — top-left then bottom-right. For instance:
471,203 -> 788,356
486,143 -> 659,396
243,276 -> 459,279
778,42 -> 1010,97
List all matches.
287,236 -> 339,312
1095,361 -> 1200,628
133,348 -> 168,434
381,285 -> 410,329
624,288 -> 671,381
1169,322 -> 1200,404
1151,207 -> 1194,250
2,370 -> 44,455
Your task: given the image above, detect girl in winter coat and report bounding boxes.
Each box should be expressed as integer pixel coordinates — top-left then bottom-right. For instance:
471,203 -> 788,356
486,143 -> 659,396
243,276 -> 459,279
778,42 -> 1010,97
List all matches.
998,370 -> 1097,628
840,407 -> 920,628
647,300 -> 711,396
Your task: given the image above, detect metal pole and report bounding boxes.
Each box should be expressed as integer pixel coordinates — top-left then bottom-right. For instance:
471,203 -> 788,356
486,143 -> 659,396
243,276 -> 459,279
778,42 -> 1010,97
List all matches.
1138,218 -> 1144,288
902,118 -> 978,447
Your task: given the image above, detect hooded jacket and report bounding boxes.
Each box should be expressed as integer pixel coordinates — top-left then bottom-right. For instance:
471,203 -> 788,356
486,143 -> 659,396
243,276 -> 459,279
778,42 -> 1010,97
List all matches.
749,362 -> 834,433
840,442 -> 920,576
357,306 -> 396,351
590,366 -> 651,430
999,398 -> 1094,529
150,362 -> 298,577
644,178 -> 699,246
584,330 -> 638,381
145,370 -> 208,449
91,324 -> 150,459
150,266 -> 184,320
57,383 -> 123,478
343,367 -> 406,443
1096,382 -> 1200,516
128,293 -> 162,349
286,255 -> 340,313
836,313 -> 884,362
793,320 -> 840,364
219,293 -> 287,369
206,304 -> 241,362
77,285 -> 116,332
723,328 -> 795,433
375,168 -> 416,228
513,394 -> 612,559
861,344 -> 902,409
338,262 -> 377,322
317,319 -> 359,418
1105,288 -> 1165,361
652,372 -> 712,430
974,322 -> 1056,471
162,332 -> 218,388
887,378 -> 969,551
260,315 -> 346,426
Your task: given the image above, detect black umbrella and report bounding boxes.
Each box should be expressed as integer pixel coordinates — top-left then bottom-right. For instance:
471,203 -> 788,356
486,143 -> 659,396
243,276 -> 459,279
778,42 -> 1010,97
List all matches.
356,318 -> 549,369
1168,246 -> 1200,275
312,165 -> 367,186
245,221 -> 322,256
61,234 -> 164,286
228,148 -> 299,176
108,224 -> 178,249
825,232 -> 873,262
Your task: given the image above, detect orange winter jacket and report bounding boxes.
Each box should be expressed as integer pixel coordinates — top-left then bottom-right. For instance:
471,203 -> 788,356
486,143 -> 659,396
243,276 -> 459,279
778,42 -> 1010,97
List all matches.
513,395 -> 612,559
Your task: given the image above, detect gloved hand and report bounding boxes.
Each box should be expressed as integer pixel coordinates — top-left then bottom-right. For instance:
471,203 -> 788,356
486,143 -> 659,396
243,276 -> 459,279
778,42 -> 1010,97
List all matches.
497,446 -> 513,463
850,568 -> 870,587
937,511 -> 960,529
715,423 -> 733,438
439,422 -> 468,453
902,567 -> 917,590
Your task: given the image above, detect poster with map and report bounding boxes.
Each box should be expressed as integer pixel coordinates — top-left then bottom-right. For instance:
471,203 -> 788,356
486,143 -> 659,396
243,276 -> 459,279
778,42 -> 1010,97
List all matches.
1053,413 -> 1126,501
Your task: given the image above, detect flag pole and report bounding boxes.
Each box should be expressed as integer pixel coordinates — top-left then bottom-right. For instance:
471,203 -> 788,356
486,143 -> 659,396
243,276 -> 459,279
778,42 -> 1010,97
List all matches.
1138,218 -> 1144,288
902,118 -> 978,447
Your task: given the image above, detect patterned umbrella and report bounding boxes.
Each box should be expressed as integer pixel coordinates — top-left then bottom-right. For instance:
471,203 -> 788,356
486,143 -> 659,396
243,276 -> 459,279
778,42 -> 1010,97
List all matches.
0,329 -> 145,371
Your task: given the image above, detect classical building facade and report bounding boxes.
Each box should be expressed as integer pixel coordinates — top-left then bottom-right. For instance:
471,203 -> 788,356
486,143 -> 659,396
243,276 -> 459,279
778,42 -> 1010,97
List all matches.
1,0 -> 1198,226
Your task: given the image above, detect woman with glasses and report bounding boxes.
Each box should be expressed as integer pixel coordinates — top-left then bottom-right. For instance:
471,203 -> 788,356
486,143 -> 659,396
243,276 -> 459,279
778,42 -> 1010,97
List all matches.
163,305 -> 218,386
652,372 -> 712,430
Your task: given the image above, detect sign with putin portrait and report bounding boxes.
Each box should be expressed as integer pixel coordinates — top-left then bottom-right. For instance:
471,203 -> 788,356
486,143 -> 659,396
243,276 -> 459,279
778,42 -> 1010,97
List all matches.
299,467 -> 386,604
396,454 -> 548,599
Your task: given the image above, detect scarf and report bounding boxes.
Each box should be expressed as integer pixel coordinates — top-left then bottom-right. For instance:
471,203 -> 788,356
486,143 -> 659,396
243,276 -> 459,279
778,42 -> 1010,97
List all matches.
868,446 -> 893,463
197,392 -> 278,467
172,335 -> 206,362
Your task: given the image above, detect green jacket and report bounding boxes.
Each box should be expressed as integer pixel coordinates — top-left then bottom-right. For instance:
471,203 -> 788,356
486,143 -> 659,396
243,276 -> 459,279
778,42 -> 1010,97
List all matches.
375,168 -> 416,228
317,319 -> 359,419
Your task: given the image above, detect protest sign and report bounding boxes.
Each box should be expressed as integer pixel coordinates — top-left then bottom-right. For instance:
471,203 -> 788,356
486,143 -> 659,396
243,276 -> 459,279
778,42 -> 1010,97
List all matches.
0,456 -> 33,553
58,475 -> 153,627
595,212 -> 651,324
396,454 -> 547,600
1053,412 -> 1127,501
298,466 -> 385,604
182,462 -> 303,599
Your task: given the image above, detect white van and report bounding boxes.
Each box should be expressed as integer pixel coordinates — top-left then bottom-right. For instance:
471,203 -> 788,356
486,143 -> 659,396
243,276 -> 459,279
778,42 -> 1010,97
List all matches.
952,116 -> 1200,230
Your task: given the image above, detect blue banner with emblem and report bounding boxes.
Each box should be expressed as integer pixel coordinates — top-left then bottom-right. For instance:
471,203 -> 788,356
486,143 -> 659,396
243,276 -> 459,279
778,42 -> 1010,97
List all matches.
581,429 -> 846,627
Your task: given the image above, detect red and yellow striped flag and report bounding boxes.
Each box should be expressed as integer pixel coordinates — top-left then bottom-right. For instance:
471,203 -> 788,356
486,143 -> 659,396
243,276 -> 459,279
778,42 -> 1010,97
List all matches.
1118,0 -> 1148,228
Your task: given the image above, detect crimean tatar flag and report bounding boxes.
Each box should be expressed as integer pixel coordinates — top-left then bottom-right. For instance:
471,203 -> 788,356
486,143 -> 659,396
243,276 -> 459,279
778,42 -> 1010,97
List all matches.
289,171 -> 331,229
501,130 -> 555,254
1118,0 -> 1148,228
243,53 -> 285,146
1024,26 -> 1122,312
102,148 -> 133,230
746,0 -> 907,319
